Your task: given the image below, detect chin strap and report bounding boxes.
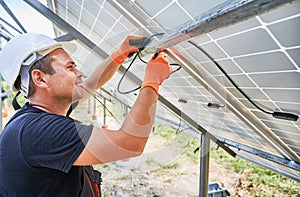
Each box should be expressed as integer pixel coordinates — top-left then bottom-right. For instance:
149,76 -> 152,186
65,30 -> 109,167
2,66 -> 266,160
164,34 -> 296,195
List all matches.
12,91 -> 22,110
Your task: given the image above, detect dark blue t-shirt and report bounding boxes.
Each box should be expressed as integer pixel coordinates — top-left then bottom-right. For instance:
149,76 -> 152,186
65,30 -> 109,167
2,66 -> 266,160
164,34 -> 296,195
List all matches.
0,103 -> 93,196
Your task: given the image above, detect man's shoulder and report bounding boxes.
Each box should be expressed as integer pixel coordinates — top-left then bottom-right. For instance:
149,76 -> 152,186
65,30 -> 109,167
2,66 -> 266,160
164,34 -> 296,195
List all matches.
8,103 -> 46,122
7,104 -> 71,130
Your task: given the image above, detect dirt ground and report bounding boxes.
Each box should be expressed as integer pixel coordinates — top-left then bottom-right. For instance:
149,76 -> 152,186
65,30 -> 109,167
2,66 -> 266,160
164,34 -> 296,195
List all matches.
92,118 -> 298,197
91,121 -> 299,197
95,150 -> 298,197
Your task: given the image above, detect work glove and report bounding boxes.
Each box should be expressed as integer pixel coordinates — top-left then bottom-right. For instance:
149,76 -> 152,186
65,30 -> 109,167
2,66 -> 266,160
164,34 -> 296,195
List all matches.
141,51 -> 171,95
111,36 -> 141,64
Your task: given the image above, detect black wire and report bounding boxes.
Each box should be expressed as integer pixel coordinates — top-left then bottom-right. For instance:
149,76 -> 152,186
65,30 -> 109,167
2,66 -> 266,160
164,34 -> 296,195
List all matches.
80,85 -> 121,125
116,32 -> 181,94
117,51 -> 182,94
170,63 -> 182,75
175,118 -> 182,134
138,51 -> 182,75
137,52 -> 148,64
188,40 -> 273,115
117,52 -> 142,94
138,51 -> 182,73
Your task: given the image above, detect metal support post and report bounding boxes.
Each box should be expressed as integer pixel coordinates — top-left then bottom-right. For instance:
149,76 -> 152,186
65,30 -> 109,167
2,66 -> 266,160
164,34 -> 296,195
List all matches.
200,132 -> 210,197
103,98 -> 106,125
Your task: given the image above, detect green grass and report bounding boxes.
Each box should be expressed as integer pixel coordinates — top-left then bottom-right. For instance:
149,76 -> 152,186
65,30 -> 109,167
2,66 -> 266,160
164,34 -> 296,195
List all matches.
92,123 -> 300,196
184,138 -> 201,163
155,124 -> 300,195
154,124 -> 177,140
154,123 -> 201,164
210,147 -> 300,195
160,162 -> 180,170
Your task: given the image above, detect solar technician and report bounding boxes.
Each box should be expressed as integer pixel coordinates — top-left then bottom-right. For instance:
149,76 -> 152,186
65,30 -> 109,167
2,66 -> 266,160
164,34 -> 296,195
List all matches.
0,33 -> 171,196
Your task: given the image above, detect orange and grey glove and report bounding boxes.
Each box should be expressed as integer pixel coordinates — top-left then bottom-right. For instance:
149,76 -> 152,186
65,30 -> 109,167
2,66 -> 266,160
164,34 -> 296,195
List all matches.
141,52 -> 171,95
111,36 -> 141,64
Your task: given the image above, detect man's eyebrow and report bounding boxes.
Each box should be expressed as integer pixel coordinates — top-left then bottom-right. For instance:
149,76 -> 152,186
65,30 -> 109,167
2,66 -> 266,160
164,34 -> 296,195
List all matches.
68,61 -> 77,67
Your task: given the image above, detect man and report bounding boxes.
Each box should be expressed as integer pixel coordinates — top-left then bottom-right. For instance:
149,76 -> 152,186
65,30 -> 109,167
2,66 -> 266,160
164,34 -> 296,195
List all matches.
0,33 -> 171,196
1,88 -> 8,118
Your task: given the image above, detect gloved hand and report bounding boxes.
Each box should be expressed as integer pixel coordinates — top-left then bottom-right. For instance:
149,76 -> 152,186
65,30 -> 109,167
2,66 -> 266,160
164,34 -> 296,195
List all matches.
111,36 -> 141,64
141,51 -> 171,95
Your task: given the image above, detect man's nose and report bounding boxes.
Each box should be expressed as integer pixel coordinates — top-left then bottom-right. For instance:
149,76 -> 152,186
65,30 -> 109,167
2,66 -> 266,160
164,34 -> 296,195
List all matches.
76,69 -> 84,78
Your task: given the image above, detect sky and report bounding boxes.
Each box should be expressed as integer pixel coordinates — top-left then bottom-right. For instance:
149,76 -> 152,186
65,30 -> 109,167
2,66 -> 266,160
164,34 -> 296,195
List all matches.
1,0 -> 54,37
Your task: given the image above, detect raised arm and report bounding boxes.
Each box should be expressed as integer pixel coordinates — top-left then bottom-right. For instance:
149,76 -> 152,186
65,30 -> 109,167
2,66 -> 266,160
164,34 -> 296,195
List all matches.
81,36 -> 140,96
74,52 -> 171,165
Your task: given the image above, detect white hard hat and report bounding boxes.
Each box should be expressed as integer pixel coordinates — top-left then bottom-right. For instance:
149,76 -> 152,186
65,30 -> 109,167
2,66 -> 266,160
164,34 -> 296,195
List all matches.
0,33 -> 77,96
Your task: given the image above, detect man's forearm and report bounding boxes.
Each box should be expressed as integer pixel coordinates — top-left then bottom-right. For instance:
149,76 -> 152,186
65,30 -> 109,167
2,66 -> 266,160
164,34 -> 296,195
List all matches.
83,56 -> 120,92
120,87 -> 158,138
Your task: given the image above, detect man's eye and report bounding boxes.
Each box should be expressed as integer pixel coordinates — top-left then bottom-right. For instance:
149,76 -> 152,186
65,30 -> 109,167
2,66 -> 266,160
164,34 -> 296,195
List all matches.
67,64 -> 75,69
67,63 -> 77,69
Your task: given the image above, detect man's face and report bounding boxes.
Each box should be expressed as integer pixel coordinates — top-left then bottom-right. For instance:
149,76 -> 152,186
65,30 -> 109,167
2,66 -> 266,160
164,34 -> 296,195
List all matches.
45,48 -> 84,102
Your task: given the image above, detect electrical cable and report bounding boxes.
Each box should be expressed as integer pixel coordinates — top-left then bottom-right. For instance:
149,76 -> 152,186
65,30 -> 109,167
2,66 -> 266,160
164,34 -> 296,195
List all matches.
137,52 -> 147,64
117,32 -> 181,94
117,53 -> 141,94
175,118 -> 195,135
117,51 -> 181,94
175,118 -> 182,134
138,52 -> 182,72
188,40 -> 298,121
188,40 -> 272,115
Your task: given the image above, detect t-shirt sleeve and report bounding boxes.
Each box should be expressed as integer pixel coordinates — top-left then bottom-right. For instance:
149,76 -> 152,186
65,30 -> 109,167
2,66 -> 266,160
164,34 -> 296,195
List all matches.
22,114 -> 93,173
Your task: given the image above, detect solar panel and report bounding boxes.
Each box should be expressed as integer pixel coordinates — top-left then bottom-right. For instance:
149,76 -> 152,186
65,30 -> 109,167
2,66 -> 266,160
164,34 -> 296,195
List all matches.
1,0 -> 299,187
27,0 -> 299,181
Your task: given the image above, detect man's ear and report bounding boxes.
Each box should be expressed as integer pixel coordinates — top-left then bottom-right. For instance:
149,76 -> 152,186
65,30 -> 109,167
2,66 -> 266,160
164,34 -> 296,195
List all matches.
31,69 -> 48,88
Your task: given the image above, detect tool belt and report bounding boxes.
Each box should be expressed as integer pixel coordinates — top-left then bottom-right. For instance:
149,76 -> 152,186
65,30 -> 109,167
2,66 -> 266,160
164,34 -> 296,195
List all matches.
81,166 -> 102,197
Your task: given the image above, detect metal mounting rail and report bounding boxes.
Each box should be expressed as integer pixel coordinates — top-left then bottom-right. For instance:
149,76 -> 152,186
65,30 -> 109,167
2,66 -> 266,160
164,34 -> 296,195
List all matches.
158,0 -> 297,48
24,0 -> 109,59
111,0 -> 297,50
0,0 -> 27,33
219,137 -> 300,172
